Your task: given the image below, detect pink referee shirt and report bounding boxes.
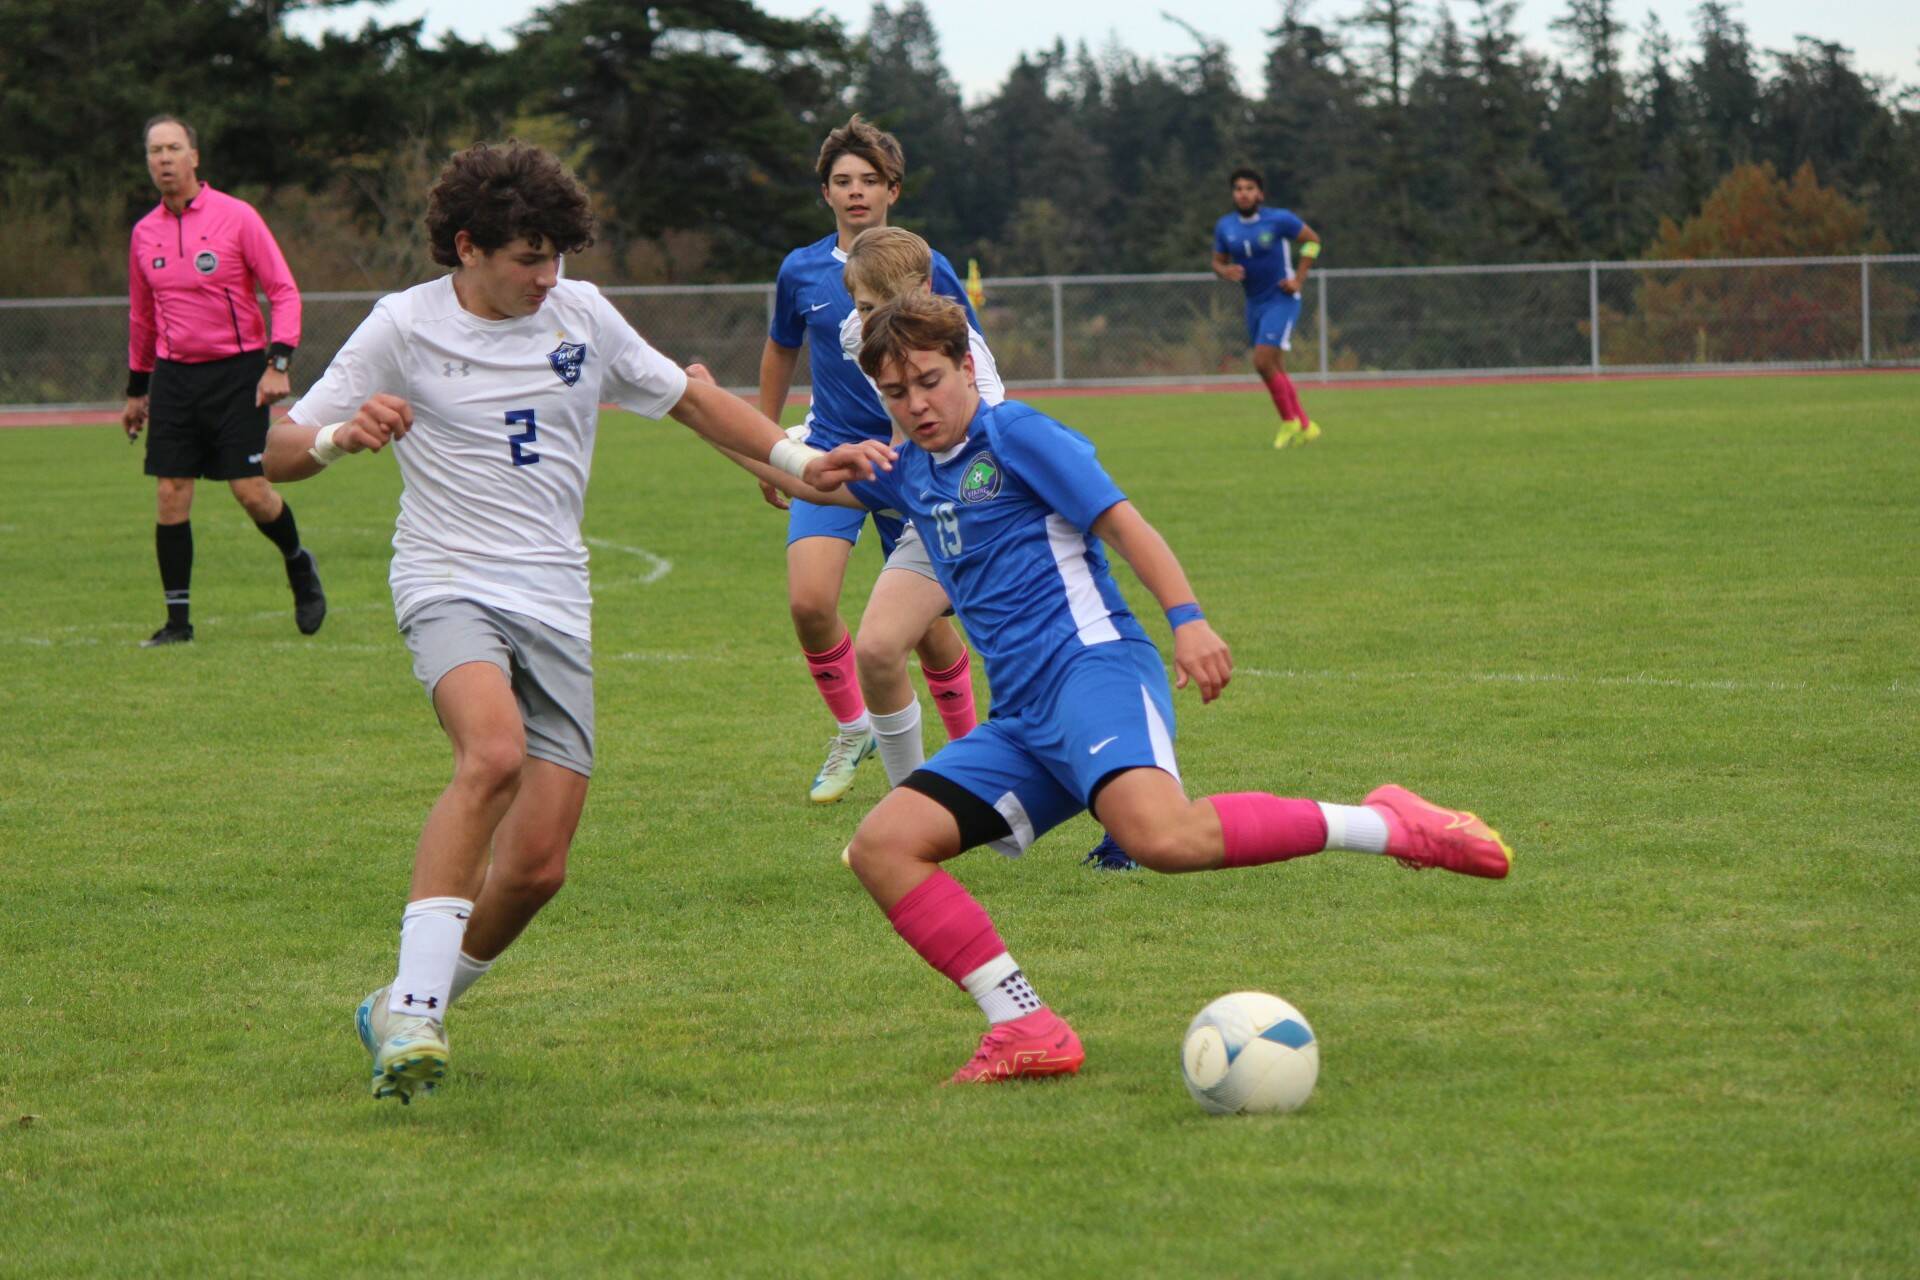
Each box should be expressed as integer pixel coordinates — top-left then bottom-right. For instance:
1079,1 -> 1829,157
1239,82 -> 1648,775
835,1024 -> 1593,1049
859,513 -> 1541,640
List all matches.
127,183 -> 301,370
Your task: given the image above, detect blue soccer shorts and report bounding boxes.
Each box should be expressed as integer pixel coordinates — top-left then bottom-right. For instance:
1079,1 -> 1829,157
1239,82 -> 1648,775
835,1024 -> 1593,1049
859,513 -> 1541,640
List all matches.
919,639 -> 1180,858
786,496 -> 906,556
1246,293 -> 1302,350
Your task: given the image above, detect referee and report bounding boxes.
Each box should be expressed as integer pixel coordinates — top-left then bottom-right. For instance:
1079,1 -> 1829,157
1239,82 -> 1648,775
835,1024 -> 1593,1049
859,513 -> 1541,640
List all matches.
122,114 -> 324,647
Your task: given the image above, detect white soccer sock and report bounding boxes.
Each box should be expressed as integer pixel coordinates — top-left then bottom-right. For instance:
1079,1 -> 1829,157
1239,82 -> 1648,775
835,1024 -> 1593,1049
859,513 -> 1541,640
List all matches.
388,896 -> 472,1020
961,952 -> 1044,1025
1319,802 -> 1390,854
448,949 -> 493,1006
869,700 -> 925,787
837,712 -> 872,736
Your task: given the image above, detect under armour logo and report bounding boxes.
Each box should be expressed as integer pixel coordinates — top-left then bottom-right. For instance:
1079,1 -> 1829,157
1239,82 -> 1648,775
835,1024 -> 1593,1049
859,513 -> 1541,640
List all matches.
401,993 -> 441,1009
443,361 -> 471,377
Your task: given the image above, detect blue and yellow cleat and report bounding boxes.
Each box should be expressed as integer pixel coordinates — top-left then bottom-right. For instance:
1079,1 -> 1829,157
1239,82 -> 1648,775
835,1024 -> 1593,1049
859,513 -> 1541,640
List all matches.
809,729 -> 875,804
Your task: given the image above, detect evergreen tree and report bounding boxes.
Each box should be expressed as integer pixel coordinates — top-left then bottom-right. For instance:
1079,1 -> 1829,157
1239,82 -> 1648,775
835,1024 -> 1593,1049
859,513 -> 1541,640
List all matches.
853,2 -> 972,252
1544,0 -> 1641,256
515,0 -> 850,278
1690,2 -> 1762,173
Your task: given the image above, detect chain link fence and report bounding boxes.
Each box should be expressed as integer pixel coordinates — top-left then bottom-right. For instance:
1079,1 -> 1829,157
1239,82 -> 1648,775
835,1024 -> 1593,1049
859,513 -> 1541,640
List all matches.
4,255 -> 1916,410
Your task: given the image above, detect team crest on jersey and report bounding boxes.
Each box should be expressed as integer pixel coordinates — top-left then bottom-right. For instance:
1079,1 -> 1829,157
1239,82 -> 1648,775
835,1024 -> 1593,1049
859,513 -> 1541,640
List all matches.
194,250 -> 218,274
547,340 -> 586,386
959,453 -> 1002,504
1257,232 -> 1275,249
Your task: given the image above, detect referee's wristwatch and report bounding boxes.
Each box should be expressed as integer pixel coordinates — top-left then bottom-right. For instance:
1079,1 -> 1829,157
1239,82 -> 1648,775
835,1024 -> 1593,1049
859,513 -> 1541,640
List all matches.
267,344 -> 294,374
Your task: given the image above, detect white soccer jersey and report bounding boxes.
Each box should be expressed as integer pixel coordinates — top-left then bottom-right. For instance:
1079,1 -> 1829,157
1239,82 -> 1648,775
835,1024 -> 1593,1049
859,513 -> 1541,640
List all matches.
836,309 -> 1005,407
288,276 -> 688,640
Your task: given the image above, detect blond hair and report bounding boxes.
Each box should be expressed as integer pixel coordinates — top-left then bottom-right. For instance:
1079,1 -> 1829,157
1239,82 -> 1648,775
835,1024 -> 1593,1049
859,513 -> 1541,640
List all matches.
843,226 -> 933,300
857,291 -> 970,381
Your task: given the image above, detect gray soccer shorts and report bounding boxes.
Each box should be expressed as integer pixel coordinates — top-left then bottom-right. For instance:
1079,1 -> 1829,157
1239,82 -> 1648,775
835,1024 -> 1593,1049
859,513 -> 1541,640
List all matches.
882,520 -> 939,582
400,597 -> 595,776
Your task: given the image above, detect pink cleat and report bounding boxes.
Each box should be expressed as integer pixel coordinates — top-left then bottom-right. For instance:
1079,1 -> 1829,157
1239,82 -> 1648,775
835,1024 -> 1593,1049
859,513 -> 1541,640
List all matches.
948,1008 -> 1086,1083
1364,784 -> 1514,879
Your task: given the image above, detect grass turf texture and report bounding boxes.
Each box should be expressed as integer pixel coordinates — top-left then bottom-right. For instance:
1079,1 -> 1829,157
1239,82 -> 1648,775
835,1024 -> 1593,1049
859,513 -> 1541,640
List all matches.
1,375 -> 1915,1277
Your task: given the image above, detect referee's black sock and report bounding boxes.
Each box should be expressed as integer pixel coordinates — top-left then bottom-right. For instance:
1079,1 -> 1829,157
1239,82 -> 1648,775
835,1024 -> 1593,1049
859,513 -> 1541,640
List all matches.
254,501 -> 304,565
156,521 -> 192,628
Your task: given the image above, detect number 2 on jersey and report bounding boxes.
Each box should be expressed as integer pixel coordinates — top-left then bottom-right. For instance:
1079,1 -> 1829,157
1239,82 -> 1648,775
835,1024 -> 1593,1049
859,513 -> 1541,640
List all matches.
931,501 -> 962,555
506,409 -> 541,467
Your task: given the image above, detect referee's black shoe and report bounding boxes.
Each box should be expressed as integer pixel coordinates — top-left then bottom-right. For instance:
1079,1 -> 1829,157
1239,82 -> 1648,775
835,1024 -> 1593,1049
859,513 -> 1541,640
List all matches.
140,622 -> 194,648
289,550 -> 327,636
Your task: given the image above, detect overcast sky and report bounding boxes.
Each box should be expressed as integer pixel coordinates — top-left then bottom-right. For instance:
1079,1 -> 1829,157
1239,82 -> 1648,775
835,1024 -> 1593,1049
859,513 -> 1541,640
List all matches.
286,0 -> 1920,99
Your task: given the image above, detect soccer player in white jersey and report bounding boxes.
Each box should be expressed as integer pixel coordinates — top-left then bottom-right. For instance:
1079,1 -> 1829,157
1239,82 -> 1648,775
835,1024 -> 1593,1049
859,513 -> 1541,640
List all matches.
726,292 -> 1513,1084
262,143 -> 890,1104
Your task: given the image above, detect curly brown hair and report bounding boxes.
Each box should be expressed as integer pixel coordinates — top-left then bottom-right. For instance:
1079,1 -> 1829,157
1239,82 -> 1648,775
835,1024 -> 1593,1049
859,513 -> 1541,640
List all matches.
814,114 -> 905,189
425,142 -> 595,269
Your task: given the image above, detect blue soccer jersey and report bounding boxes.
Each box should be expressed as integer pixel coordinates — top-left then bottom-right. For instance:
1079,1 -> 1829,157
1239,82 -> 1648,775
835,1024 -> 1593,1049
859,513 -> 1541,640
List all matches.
769,234 -> 978,449
1213,206 -> 1306,306
845,399 -> 1152,715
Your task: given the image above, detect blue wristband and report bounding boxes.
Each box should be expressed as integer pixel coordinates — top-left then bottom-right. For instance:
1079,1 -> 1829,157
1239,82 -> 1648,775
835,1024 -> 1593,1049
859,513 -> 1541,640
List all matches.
1166,602 -> 1205,630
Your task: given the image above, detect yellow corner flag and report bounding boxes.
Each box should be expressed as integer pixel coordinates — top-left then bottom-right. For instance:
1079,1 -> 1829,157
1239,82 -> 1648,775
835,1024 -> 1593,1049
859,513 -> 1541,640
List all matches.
966,258 -> 986,311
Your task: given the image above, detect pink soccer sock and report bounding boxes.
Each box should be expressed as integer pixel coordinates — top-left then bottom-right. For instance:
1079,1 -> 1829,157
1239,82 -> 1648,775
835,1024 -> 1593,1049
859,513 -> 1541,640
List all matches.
1207,792 -> 1329,868
804,634 -> 867,724
1265,369 -> 1308,426
921,652 -> 978,741
886,868 -> 1009,988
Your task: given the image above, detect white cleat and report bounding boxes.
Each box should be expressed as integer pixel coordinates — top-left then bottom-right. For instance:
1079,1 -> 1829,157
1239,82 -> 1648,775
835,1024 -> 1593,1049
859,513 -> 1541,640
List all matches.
359,987 -> 449,1105
809,728 -> 875,804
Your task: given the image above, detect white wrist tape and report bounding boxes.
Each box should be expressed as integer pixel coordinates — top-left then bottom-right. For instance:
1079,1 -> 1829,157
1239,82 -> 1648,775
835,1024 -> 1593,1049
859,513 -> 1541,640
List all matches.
308,422 -> 348,467
769,436 -> 825,480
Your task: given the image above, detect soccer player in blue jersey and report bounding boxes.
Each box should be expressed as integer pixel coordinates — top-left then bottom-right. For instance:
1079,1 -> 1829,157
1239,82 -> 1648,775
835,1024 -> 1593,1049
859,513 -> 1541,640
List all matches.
732,292 -> 1515,1083
758,116 -> 983,805
1213,167 -> 1323,449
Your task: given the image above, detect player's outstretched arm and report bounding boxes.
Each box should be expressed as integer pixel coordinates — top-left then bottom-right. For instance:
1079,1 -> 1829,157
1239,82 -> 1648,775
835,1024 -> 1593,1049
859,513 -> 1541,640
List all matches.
1091,500 -> 1232,703
263,394 -> 412,482
754,339 -> 802,510
673,366 -> 891,507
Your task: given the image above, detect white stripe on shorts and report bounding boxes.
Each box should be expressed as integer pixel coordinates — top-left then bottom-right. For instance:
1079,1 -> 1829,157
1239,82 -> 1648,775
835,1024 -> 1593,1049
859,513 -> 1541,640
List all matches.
1142,683 -> 1181,780
987,789 -> 1036,859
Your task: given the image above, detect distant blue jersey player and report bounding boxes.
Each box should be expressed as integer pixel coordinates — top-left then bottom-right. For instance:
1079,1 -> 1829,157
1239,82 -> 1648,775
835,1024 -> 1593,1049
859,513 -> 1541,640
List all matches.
731,291 -> 1516,1086
756,115 -> 982,806
1211,166 -> 1323,449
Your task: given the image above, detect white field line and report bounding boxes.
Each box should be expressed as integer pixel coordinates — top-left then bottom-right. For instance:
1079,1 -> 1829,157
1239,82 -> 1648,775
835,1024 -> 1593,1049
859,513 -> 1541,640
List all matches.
586,537 -> 672,587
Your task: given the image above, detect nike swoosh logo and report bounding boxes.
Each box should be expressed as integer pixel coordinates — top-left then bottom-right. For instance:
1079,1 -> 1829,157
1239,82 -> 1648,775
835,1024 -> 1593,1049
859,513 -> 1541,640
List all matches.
809,301 -> 832,312
247,453 -> 263,463
1088,736 -> 1119,755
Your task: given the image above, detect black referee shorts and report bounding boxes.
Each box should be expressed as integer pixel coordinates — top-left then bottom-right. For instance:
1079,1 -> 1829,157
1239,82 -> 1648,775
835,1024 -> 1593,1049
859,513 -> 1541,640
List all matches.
144,351 -> 268,480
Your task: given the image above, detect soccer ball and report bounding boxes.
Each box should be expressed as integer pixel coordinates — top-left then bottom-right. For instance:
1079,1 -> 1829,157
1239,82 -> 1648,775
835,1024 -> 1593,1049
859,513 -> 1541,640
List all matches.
1180,991 -> 1319,1115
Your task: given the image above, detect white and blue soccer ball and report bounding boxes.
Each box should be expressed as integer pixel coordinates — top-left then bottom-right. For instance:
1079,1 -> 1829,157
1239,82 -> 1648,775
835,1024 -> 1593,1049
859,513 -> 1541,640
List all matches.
1180,991 -> 1319,1115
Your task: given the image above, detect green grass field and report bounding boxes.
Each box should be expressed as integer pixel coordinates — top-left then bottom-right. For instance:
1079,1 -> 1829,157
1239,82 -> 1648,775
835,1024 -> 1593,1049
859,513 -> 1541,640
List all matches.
2,374 -> 1916,1277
